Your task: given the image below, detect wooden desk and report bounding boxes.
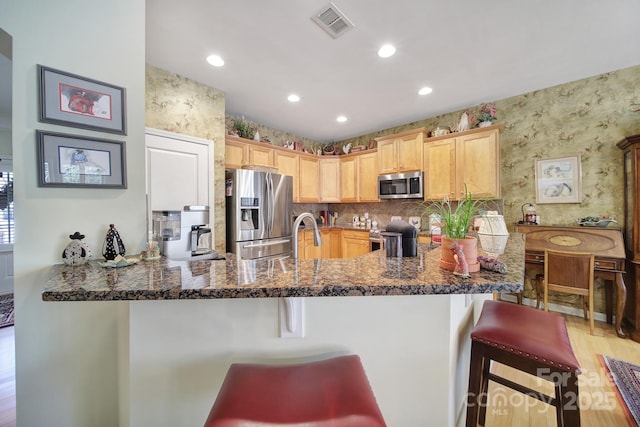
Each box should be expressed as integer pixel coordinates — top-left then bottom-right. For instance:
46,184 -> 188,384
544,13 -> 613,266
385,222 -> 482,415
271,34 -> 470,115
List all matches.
516,224 -> 627,338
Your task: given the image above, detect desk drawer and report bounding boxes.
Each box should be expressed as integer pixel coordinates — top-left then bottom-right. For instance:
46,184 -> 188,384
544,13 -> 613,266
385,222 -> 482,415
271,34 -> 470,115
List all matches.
594,259 -> 619,270
525,253 -> 544,263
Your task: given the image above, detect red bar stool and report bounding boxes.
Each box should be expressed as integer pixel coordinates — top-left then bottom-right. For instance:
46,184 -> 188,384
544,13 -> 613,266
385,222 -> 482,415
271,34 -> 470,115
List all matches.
466,300 -> 581,427
204,354 -> 386,427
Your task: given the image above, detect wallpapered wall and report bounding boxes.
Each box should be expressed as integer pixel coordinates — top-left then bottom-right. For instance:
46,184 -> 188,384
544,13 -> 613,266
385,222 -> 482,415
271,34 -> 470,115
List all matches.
145,64 -> 227,251
339,64 -> 640,229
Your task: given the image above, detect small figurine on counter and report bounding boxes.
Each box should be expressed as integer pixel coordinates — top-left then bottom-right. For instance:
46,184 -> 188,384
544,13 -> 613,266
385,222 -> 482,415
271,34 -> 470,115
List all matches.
450,241 -> 470,278
477,256 -> 507,274
102,224 -> 126,261
62,232 -> 93,265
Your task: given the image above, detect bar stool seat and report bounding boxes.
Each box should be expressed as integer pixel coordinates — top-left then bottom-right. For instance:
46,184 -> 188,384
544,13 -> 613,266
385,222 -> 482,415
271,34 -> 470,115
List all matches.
466,300 -> 581,427
204,354 -> 386,427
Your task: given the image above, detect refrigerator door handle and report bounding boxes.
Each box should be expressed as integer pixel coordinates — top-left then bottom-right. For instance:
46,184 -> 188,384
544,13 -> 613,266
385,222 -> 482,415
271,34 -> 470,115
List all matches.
242,238 -> 291,248
266,172 -> 273,237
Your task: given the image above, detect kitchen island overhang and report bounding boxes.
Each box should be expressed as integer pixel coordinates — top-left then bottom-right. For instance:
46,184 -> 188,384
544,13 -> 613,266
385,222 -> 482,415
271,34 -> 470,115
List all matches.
42,234 -> 525,301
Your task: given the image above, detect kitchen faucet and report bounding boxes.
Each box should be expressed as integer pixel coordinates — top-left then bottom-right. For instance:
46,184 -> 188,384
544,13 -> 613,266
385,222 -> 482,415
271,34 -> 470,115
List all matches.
292,213 -> 322,259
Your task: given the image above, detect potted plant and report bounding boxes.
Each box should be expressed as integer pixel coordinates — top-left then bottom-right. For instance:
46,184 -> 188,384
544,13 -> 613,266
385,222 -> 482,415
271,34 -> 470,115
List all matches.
231,117 -> 257,140
420,185 -> 486,273
323,143 -> 335,155
470,103 -> 497,128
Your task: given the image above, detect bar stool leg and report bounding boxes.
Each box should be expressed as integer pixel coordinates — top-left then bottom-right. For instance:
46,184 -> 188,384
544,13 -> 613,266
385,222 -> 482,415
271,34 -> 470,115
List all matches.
466,341 -> 484,427
478,354 -> 491,426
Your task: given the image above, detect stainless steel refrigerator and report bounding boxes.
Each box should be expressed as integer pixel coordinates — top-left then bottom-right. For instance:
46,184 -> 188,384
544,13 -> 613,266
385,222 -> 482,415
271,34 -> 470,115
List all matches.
226,169 -> 293,259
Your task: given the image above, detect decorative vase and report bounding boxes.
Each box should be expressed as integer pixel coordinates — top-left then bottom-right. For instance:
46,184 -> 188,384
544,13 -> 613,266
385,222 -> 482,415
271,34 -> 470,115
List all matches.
478,120 -> 492,128
102,224 -> 126,261
440,236 -> 480,273
62,232 -> 93,265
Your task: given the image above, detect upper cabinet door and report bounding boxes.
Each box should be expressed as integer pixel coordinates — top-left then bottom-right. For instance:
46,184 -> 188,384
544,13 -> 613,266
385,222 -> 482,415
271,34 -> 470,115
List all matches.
298,155 -> 320,202
456,129 -> 500,199
274,150 -> 299,202
397,132 -> 424,172
319,158 -> 340,202
376,129 -> 426,174
340,156 -> 358,202
424,138 -> 456,200
225,138 -> 249,169
358,151 -> 379,202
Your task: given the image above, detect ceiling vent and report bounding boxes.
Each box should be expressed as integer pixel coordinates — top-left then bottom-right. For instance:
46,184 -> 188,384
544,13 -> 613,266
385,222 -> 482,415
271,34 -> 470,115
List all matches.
311,2 -> 355,39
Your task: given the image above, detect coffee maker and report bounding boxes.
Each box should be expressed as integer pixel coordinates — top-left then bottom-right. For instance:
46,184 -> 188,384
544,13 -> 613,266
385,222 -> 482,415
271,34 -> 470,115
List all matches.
152,205 -> 218,260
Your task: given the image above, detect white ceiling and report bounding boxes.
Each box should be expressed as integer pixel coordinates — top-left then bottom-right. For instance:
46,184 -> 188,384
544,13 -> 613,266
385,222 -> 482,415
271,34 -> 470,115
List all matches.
146,0 -> 640,143
5,2 -> 640,140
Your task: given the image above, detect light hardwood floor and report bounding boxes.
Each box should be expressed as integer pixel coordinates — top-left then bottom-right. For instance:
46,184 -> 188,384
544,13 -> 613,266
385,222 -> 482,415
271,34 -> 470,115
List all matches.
0,326 -> 15,427
0,315 -> 638,427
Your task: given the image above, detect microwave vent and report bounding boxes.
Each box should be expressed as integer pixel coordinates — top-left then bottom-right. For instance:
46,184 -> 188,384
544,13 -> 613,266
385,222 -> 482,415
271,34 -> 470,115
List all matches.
311,2 -> 355,39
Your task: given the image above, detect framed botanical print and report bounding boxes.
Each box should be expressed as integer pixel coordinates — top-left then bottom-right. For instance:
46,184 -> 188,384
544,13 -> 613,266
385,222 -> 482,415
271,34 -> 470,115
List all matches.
535,154 -> 582,204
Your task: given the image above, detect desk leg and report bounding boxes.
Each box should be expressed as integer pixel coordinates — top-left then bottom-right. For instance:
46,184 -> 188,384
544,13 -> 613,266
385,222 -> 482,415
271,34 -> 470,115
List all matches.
605,280 -> 613,324
615,272 -> 627,338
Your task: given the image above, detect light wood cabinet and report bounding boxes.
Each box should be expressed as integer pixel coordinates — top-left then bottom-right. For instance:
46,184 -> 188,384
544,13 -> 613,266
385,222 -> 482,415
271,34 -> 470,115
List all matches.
376,129 -> 426,174
225,138 -> 249,169
298,155 -> 320,202
341,229 -> 371,258
340,156 -> 358,202
298,228 -> 341,259
248,144 -> 274,167
329,229 -> 342,258
358,151 -> 379,202
423,126 -> 501,200
340,150 -> 379,202
319,158 -> 341,202
274,150 -> 299,201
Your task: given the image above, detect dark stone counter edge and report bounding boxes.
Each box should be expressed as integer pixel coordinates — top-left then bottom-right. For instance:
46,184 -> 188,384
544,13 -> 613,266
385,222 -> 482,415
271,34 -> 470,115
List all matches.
42,283 -> 523,302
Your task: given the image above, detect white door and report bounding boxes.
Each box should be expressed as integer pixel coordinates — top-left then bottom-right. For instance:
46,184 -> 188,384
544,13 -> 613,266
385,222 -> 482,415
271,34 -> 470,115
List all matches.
145,128 -> 213,235
0,156 -> 13,295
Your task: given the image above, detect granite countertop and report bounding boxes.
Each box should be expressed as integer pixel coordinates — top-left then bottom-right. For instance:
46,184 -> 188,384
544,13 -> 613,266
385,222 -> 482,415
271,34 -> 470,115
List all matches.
42,234 -> 525,302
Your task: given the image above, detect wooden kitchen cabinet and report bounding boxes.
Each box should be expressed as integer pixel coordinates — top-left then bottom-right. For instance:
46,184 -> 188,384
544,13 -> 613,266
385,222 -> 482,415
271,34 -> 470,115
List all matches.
319,157 -> 340,202
329,229 -> 342,258
298,228 -> 341,259
274,150 -> 299,201
423,126 -> 501,200
340,151 -> 379,202
298,155 -> 320,202
225,137 -> 249,169
341,229 -> 371,258
376,129 -> 426,174
340,156 -> 358,202
358,151 -> 379,202
248,144 -> 274,167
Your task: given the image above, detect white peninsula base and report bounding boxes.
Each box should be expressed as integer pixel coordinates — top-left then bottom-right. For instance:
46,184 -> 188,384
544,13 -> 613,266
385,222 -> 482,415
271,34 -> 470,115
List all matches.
127,293 -> 492,427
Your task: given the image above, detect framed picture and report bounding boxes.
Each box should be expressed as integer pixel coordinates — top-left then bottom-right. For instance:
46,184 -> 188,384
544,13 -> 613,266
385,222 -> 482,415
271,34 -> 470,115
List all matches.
38,65 -> 127,135
36,130 -> 127,189
535,154 -> 582,204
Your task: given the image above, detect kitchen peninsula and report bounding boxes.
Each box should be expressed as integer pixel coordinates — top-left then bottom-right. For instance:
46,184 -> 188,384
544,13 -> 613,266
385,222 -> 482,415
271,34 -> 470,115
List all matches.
42,237 -> 524,426
43,237 -> 524,300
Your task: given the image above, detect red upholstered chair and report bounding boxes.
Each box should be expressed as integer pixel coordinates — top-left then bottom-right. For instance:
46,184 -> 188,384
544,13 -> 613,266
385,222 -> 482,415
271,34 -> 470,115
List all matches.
204,354 -> 386,427
466,300 -> 581,427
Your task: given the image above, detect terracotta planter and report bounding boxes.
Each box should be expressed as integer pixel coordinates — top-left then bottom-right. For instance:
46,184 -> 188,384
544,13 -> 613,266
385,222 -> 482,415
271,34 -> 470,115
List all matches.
440,236 -> 480,273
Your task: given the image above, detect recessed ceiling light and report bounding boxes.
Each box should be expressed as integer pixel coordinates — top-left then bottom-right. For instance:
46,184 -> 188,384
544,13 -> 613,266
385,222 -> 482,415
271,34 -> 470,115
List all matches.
336,115 -> 347,123
206,54 -> 224,67
288,94 -> 300,102
377,44 -> 396,58
418,87 -> 433,95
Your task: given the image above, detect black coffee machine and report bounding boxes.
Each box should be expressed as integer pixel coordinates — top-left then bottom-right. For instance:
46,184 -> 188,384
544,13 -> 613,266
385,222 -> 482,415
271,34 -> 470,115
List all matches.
385,220 -> 418,257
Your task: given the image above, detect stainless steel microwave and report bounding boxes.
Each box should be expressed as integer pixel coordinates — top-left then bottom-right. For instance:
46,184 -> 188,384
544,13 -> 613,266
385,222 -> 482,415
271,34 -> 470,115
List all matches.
378,171 -> 424,199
